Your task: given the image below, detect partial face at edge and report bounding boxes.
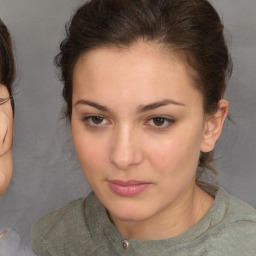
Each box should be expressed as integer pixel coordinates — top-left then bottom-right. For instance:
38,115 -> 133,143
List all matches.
71,42 -> 227,222
0,84 -> 13,195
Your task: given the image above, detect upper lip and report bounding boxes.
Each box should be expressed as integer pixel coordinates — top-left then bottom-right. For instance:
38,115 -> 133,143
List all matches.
108,180 -> 151,185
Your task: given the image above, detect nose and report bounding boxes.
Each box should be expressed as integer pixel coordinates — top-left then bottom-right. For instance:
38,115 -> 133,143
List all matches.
109,126 -> 144,170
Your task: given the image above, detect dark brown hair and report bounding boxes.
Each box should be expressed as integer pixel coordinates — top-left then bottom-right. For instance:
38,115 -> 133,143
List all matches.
0,18 -> 15,110
55,0 -> 232,180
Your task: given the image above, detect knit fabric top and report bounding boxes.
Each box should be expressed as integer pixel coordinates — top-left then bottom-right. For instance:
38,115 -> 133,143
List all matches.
32,188 -> 256,256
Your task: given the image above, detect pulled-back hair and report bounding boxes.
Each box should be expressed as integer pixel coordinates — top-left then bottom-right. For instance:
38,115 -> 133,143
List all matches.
0,18 -> 15,110
55,0 -> 232,182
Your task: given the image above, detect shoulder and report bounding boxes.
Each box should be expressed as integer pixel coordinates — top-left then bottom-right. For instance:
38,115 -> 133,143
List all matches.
220,187 -> 256,221
31,197 -> 87,256
206,188 -> 256,255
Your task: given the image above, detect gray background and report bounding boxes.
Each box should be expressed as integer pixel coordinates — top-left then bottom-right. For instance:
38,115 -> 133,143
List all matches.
0,0 -> 255,255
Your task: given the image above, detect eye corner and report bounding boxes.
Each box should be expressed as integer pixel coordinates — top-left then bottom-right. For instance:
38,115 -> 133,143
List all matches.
81,114 -> 111,128
145,115 -> 175,130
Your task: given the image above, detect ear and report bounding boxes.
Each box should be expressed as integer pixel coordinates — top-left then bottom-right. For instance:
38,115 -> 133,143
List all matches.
200,99 -> 228,153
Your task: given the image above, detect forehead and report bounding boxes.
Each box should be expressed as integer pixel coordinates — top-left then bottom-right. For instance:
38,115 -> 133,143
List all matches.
72,42 -> 202,107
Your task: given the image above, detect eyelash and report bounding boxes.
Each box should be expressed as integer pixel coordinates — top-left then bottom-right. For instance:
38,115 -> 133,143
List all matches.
146,116 -> 175,129
82,115 -> 110,128
81,115 -> 175,129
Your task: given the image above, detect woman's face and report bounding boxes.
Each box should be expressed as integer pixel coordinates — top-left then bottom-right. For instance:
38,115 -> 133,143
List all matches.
0,84 -> 13,195
71,42 -> 209,222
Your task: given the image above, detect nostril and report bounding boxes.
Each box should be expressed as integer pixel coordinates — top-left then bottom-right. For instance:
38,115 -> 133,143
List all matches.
109,145 -> 144,170
109,153 -> 134,170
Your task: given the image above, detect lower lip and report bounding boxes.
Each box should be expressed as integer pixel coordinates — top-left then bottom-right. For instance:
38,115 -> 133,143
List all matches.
108,182 -> 151,197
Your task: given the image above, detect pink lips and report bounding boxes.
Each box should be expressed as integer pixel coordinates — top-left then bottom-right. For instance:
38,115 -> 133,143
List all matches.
108,180 -> 151,196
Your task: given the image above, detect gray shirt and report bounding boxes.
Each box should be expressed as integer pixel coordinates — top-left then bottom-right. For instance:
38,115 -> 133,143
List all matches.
32,188 -> 256,256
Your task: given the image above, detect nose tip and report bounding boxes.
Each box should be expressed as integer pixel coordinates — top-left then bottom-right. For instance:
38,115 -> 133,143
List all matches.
109,132 -> 143,170
110,151 -> 141,170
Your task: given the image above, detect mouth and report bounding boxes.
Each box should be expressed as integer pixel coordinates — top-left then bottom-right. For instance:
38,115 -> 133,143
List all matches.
107,180 -> 152,197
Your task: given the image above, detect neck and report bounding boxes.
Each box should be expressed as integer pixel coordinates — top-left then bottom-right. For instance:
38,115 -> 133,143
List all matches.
110,184 -> 213,241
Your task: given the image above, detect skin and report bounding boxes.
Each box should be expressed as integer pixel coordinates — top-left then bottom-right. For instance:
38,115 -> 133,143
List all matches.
71,41 -> 228,241
0,84 -> 13,195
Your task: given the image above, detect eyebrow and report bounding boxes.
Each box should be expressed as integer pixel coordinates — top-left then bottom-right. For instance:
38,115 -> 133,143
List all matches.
74,98 -> 185,112
137,99 -> 185,113
74,100 -> 109,112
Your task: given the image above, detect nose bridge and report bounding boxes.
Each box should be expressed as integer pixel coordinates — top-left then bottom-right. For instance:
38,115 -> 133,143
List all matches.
109,124 -> 143,170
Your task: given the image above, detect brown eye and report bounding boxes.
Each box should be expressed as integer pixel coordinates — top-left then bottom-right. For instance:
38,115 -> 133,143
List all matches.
148,116 -> 174,129
82,115 -> 108,127
152,117 -> 165,126
91,116 -> 104,124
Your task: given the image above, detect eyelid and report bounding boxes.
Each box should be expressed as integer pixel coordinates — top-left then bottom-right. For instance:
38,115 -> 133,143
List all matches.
82,114 -> 111,127
145,115 -> 175,129
81,114 -> 175,130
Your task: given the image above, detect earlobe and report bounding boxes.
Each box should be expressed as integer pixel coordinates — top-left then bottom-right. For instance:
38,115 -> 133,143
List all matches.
200,99 -> 229,153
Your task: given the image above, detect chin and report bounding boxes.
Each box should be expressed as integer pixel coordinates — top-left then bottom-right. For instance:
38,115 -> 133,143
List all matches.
108,202 -> 153,223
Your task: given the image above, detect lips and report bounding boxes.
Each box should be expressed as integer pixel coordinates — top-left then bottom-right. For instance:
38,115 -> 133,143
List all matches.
108,180 -> 151,197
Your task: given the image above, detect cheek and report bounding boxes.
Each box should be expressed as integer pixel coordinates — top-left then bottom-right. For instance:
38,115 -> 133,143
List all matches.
73,138 -> 106,186
71,125 -> 109,177
147,140 -> 187,171
74,137 -> 105,168
146,129 -> 203,177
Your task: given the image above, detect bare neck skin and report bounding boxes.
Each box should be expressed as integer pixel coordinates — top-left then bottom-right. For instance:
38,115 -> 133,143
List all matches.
110,184 -> 213,241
